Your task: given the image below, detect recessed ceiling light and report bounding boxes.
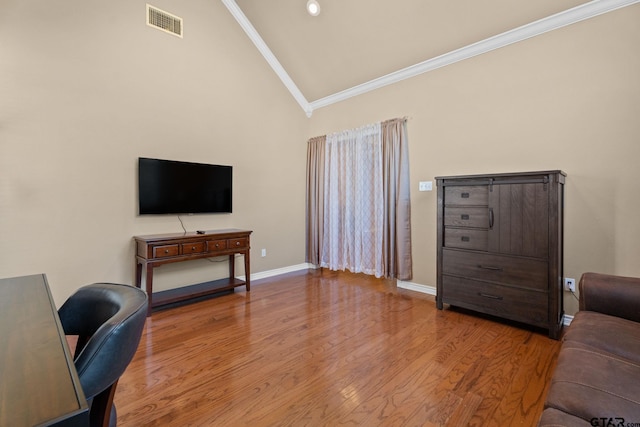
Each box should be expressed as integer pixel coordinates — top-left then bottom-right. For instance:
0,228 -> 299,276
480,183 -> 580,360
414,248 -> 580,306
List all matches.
307,0 -> 320,16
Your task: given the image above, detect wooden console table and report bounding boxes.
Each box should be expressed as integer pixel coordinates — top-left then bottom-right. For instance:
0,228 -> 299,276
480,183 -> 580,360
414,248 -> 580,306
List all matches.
134,229 -> 252,316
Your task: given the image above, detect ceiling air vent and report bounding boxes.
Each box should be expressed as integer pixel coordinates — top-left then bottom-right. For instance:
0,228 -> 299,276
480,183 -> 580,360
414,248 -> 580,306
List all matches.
147,4 -> 183,38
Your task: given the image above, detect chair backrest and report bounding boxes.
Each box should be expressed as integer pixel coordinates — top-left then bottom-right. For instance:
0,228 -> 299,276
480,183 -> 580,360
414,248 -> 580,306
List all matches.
58,283 -> 147,400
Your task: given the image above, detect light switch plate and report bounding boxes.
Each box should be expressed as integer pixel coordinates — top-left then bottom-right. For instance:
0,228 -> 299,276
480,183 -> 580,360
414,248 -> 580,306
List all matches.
419,181 -> 433,191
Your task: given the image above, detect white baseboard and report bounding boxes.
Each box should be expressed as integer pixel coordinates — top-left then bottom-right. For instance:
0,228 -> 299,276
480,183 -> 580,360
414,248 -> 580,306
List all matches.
563,314 -> 574,326
397,280 -> 437,296
237,263 -> 315,283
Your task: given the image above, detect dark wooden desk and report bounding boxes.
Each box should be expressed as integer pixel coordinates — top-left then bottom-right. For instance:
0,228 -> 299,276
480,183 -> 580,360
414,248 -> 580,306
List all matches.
0,274 -> 89,427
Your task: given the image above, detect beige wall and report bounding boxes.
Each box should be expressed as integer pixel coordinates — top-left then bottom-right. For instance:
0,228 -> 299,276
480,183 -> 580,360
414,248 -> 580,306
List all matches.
1,1 -> 638,317
307,5 -> 640,315
0,0 -> 310,304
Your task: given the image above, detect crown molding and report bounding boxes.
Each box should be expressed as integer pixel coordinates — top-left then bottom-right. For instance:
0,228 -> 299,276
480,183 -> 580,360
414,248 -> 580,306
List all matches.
223,0 -> 639,117
221,0 -> 313,117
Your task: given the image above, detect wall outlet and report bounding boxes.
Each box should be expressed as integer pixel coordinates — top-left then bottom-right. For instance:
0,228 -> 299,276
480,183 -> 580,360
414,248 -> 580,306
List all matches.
261,248 -> 266,257
564,277 -> 576,292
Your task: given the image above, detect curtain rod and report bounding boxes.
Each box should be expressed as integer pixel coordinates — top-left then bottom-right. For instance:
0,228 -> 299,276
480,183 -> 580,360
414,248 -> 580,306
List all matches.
307,116 -> 410,143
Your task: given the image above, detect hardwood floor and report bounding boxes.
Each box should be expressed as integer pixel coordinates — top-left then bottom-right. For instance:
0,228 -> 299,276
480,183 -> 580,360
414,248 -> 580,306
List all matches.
115,269 -> 560,426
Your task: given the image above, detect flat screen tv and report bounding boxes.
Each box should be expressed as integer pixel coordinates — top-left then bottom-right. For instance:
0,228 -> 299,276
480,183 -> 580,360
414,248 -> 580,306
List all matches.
138,157 -> 232,215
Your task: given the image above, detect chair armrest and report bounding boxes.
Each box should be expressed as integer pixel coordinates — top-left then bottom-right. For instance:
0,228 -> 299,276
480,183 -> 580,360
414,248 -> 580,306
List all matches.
579,272 -> 640,323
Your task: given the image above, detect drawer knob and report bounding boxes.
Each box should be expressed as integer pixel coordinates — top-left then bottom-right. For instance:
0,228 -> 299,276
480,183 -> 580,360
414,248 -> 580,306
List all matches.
192,247 -> 196,251
236,241 -> 240,246
215,243 -> 220,248
164,249 -> 169,254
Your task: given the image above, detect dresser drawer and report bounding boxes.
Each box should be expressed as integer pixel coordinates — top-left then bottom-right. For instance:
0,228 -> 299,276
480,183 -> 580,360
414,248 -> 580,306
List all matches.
444,186 -> 488,206
153,244 -> 179,259
207,239 -> 228,252
444,207 -> 488,228
181,242 -> 206,255
442,249 -> 548,291
444,228 -> 487,251
441,275 -> 548,327
228,238 -> 248,249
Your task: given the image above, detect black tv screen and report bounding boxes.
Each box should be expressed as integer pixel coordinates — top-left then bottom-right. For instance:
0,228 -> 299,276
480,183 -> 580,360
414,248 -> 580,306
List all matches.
138,157 -> 232,215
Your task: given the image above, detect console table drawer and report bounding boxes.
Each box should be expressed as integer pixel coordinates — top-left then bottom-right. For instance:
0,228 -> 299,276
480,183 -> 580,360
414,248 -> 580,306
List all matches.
207,239 -> 228,252
442,275 -> 548,327
153,244 -> 179,258
229,238 -> 248,249
182,242 -> 206,254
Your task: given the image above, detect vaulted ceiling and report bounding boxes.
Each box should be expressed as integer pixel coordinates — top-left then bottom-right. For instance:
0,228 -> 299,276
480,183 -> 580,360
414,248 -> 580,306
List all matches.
224,0 -> 638,115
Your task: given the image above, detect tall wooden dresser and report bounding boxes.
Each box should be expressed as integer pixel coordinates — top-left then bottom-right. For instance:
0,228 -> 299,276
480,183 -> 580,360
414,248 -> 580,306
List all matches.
436,171 -> 565,339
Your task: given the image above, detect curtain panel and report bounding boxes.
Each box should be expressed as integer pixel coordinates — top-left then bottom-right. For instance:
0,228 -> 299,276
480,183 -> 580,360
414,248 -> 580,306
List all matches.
305,118 -> 412,280
305,135 -> 326,266
381,118 -> 412,280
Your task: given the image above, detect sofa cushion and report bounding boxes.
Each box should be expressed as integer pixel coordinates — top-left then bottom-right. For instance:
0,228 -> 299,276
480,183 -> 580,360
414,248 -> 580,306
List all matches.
564,311 -> 640,364
544,344 -> 640,422
538,407 -> 592,426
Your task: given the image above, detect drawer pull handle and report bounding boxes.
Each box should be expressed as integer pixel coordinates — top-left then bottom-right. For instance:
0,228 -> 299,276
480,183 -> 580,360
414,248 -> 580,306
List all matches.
479,292 -> 503,300
461,192 -> 470,198
489,208 -> 494,229
461,236 -> 470,242
461,214 -> 469,220
478,265 -> 503,271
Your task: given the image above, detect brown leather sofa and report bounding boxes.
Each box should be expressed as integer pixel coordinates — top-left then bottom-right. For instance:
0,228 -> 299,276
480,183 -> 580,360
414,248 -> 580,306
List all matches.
539,273 -> 640,426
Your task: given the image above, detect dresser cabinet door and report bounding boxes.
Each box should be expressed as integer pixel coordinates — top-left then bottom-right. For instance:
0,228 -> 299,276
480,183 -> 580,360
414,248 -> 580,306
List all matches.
488,182 -> 549,258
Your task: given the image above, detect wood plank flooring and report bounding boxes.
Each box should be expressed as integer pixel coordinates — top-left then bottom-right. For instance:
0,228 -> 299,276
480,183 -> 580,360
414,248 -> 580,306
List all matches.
114,269 -> 560,426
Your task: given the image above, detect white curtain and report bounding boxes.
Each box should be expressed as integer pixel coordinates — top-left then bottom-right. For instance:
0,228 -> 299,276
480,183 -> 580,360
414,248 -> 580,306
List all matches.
306,118 -> 412,280
321,122 -> 385,277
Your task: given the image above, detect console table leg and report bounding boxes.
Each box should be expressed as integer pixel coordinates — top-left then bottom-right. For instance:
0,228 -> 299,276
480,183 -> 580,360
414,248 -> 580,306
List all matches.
244,250 -> 250,291
145,263 -> 154,317
228,254 -> 235,281
135,261 -> 143,289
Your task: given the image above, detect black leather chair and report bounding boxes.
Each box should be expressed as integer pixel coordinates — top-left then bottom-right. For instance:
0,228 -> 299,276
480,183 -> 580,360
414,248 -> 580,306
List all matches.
58,283 -> 147,427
